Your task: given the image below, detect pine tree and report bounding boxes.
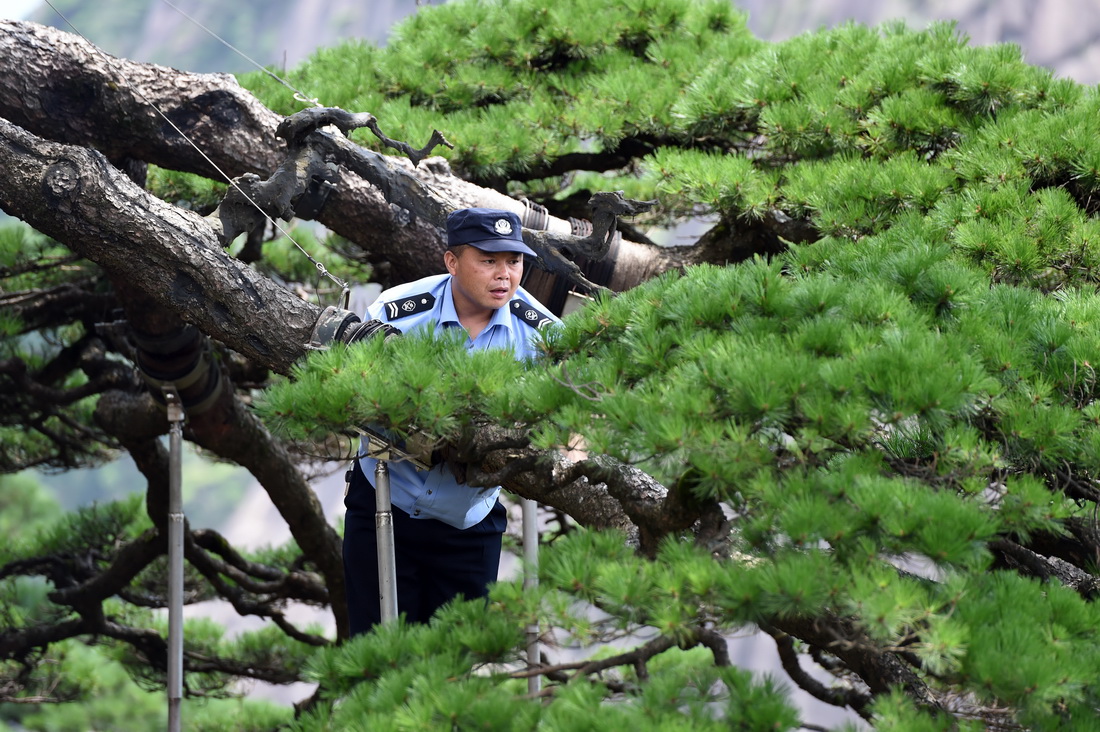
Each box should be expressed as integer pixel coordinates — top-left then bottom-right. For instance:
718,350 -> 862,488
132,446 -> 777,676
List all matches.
2,1 -> 1100,729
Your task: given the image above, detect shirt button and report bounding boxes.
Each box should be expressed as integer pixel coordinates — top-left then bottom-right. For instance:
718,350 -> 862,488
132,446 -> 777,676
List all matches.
427,490 -> 433,495
414,510 -> 421,516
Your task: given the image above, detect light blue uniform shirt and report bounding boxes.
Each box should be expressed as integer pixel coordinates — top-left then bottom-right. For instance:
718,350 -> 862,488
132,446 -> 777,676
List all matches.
357,273 -> 560,528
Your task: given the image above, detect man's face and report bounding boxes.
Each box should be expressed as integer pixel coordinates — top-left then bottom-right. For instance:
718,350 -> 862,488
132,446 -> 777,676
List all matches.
444,245 -> 523,314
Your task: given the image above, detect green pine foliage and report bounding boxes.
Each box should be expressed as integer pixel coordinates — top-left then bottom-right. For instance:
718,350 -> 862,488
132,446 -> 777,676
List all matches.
0,224 -> 119,473
146,166 -> 227,212
241,0 -> 759,193
253,0 -> 1100,727
295,585 -> 805,731
0,483 -> 295,729
0,634 -> 293,731
1,637 -> 294,732
0,490 -> 310,721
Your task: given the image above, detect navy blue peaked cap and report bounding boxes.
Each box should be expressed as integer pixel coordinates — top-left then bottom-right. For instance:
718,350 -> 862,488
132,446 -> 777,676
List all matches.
446,208 -> 537,256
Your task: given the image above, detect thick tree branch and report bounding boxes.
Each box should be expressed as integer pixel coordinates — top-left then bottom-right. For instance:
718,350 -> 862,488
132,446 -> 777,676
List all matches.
762,624 -> 873,719
0,19 -> 284,178
0,335 -> 138,471
512,626 -> 730,689
185,532 -> 331,647
0,619 -> 87,664
0,354 -> 127,408
274,109 -> 659,296
775,615 -> 943,713
188,530 -> 328,604
989,538 -> 1100,599
275,107 -> 455,166
0,117 -> 320,374
46,530 -> 161,612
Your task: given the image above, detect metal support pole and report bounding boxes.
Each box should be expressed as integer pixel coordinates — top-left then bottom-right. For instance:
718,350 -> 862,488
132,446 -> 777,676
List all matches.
164,389 -> 185,732
374,461 -> 399,623
521,498 -> 540,693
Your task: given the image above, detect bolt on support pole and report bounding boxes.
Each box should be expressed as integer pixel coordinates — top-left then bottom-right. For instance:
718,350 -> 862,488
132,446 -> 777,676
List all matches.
522,498 -> 540,694
164,388 -> 185,732
375,461 -> 399,623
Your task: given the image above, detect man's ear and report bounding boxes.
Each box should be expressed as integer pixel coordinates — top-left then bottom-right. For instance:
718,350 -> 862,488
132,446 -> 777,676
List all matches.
444,248 -> 459,275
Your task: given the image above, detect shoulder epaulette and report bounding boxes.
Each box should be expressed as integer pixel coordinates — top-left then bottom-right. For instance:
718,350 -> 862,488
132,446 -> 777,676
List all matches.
510,300 -> 554,330
384,292 -> 436,320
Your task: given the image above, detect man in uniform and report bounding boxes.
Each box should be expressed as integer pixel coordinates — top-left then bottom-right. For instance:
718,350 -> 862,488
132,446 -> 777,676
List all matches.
343,207 -> 560,635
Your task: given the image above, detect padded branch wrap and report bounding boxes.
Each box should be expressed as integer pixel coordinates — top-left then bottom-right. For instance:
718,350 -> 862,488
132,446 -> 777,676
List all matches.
309,305 -> 401,348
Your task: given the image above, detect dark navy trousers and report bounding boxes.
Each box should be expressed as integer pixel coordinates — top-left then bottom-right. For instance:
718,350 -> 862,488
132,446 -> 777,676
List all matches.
342,459 -> 507,636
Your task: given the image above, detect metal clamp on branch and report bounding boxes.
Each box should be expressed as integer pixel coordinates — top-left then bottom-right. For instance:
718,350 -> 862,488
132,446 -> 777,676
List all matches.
307,305 -> 402,349
132,323 -> 224,417
352,425 -> 433,472
523,191 -> 657,297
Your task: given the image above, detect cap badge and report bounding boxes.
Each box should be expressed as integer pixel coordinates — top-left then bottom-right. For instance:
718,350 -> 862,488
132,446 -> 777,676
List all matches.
494,218 -> 513,235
